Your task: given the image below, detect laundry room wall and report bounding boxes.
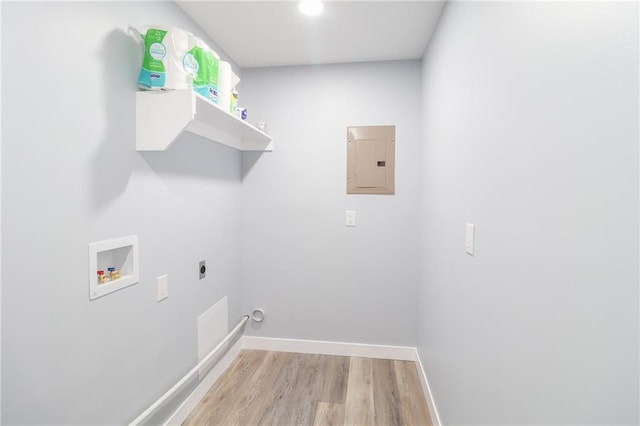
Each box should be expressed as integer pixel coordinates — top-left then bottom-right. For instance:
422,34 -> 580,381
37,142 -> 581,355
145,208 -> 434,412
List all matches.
240,60 -> 422,346
2,2 -> 243,423
418,2 -> 639,424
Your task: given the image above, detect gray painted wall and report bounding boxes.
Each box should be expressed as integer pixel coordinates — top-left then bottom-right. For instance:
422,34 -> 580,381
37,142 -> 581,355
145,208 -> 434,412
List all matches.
0,2 -> 3,421
2,2 -> 243,424
418,2 -> 639,424
239,61 -> 422,346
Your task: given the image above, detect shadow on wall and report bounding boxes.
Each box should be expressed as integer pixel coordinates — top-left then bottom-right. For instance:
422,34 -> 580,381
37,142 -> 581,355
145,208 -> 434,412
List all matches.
242,151 -> 263,180
139,133 -> 242,181
92,28 -> 140,210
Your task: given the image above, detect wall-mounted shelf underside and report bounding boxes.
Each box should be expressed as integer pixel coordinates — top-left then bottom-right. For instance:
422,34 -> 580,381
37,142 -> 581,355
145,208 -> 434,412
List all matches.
136,90 -> 273,152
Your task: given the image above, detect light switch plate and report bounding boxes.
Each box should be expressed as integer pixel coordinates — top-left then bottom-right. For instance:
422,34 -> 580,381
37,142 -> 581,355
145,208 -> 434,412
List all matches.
157,274 -> 168,301
346,210 -> 356,227
465,223 -> 475,256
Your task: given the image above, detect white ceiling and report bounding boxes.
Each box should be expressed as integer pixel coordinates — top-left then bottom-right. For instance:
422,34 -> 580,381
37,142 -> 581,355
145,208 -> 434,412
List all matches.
176,1 -> 445,68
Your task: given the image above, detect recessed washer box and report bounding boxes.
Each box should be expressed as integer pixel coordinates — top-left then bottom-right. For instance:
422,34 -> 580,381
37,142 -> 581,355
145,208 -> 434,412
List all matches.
88,235 -> 139,300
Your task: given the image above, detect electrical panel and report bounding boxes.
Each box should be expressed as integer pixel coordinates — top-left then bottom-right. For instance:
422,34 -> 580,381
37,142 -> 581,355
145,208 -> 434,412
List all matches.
347,125 -> 395,194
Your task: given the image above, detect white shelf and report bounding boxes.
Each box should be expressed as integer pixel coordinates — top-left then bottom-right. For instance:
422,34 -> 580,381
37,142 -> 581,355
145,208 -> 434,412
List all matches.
136,90 -> 273,152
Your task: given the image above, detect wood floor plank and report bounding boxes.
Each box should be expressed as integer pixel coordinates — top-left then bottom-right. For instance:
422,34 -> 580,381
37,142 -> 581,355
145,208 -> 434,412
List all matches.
246,352 -> 307,425
320,355 -> 350,404
313,402 -> 345,426
223,350 -> 292,426
289,353 -> 329,425
393,360 -> 433,426
343,357 -> 374,426
262,353 -> 328,426
182,349 -> 268,425
371,358 -> 403,426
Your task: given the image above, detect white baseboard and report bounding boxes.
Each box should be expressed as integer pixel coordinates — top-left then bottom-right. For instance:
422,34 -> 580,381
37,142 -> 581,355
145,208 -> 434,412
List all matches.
414,350 -> 442,426
242,335 -> 417,361
164,337 -> 243,426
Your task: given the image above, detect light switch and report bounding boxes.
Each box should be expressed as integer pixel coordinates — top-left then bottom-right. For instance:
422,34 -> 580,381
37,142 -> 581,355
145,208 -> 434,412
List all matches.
157,274 -> 168,301
346,210 -> 356,227
465,223 -> 475,256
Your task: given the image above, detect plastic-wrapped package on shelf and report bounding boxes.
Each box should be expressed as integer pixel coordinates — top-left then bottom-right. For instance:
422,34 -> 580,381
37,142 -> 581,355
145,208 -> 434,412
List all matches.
188,38 -> 220,103
218,60 -> 240,113
135,25 -> 195,91
134,25 -> 222,106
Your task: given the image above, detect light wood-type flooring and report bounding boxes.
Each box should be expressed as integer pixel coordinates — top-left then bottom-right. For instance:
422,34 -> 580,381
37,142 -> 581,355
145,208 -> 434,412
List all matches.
183,349 -> 433,426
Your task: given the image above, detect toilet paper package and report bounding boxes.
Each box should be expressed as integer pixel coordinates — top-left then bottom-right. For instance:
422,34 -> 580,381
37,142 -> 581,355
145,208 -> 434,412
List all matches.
188,39 -> 220,103
218,60 -> 240,113
136,25 -> 194,90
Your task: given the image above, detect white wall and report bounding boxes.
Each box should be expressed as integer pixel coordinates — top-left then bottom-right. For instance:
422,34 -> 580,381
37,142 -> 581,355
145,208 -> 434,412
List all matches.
418,2 -> 639,424
0,2 -> 3,422
240,61 -> 422,346
2,2 -> 243,424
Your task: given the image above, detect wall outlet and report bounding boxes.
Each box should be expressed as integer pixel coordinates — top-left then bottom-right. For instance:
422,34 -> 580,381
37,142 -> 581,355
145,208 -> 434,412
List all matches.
199,260 -> 206,279
346,210 -> 356,227
157,274 -> 168,301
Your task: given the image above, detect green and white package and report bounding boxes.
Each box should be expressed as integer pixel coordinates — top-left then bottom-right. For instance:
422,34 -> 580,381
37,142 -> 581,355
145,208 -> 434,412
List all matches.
185,39 -> 220,103
136,25 -> 193,90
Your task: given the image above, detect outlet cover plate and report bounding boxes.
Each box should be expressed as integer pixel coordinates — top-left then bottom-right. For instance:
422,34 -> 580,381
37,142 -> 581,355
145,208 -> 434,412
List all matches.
157,274 -> 168,301
346,210 -> 356,227
465,223 -> 475,256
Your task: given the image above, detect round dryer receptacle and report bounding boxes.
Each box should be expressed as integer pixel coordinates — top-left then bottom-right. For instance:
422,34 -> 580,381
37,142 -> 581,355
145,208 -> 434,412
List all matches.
251,308 -> 265,323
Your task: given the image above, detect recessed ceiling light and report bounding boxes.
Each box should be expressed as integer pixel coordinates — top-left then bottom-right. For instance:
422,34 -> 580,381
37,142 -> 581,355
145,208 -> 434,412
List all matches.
299,0 -> 324,16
